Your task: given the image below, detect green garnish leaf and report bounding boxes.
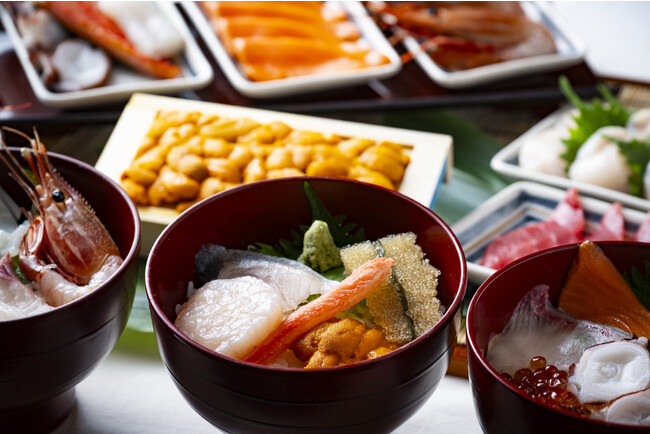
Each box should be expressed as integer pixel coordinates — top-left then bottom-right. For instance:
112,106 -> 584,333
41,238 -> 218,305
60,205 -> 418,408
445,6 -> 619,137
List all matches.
11,255 -> 30,284
559,76 -> 632,167
606,136 -> 650,197
623,261 -> 650,310
303,181 -> 365,247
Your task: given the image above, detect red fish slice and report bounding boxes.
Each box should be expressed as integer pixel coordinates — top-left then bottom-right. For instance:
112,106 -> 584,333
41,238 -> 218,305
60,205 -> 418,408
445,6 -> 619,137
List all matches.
635,212 -> 650,243
586,202 -> 625,241
479,188 -> 584,270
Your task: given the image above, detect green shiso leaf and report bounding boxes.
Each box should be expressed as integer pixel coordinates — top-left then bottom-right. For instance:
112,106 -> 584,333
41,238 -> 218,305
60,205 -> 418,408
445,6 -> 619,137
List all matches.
606,136 -> 650,198
623,261 -> 650,310
559,76 -> 632,167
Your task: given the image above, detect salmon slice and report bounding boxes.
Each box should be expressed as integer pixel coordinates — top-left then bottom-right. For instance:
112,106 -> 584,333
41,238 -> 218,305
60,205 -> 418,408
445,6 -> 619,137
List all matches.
557,241 -> 650,339
204,1 -> 329,23
232,36 -> 388,81
39,1 -> 182,79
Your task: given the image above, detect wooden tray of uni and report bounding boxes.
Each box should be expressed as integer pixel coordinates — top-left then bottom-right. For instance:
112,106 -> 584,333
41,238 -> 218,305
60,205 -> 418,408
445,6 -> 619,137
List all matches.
95,93 -> 453,255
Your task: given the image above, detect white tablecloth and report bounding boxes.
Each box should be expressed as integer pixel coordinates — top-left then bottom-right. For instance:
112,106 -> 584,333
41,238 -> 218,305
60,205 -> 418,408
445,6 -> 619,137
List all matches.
52,335 -> 483,434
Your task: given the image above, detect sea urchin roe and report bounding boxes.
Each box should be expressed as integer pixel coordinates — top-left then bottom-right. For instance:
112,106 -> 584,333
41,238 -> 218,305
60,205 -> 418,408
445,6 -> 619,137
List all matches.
340,232 -> 442,345
291,318 -> 397,368
502,356 -> 592,417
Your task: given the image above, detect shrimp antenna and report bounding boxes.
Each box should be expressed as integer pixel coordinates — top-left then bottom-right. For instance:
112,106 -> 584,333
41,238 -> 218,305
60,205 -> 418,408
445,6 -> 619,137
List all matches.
0,129 -> 44,215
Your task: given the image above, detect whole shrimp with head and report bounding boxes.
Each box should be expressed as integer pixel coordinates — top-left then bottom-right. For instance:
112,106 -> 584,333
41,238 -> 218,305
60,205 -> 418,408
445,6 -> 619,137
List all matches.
0,128 -> 122,307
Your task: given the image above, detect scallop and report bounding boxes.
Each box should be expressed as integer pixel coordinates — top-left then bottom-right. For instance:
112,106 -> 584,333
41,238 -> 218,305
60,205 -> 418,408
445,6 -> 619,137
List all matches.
628,108 -> 650,138
175,276 -> 283,359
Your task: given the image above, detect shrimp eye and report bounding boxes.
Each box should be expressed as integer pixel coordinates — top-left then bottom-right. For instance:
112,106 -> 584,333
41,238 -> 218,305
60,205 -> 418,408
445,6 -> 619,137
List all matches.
52,189 -> 65,202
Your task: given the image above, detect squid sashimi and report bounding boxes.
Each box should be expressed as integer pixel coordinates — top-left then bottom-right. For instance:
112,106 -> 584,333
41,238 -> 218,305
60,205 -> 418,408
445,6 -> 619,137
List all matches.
194,244 -> 338,315
0,253 -> 53,321
479,188 -> 584,269
586,201 -> 625,241
486,284 -> 630,376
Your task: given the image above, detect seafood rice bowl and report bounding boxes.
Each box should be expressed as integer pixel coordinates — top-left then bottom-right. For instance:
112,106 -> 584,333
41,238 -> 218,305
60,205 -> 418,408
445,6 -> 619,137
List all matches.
146,176 -> 466,433
0,145 -> 140,433
467,241 -> 650,433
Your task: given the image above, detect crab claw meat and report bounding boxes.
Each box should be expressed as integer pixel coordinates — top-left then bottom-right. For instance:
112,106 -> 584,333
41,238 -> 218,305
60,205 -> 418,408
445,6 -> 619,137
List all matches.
568,338 -> 650,404
50,39 -> 111,92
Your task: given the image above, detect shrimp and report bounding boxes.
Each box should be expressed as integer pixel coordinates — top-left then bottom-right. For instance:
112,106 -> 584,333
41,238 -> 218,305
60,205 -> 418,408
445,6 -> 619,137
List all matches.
0,128 -> 122,307
366,2 -> 556,70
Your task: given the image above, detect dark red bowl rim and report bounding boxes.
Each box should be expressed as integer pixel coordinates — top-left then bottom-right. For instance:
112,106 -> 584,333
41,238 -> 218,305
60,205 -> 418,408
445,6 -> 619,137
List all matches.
466,240 -> 650,430
0,147 -> 141,326
146,176 -> 467,373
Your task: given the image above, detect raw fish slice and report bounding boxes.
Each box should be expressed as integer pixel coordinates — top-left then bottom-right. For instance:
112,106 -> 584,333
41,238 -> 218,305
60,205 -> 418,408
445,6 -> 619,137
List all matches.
486,284 -> 631,376
175,276 -> 283,359
568,338 -> 650,404
635,212 -> 650,242
558,241 -> 650,339
595,386 -> 650,426
195,244 -> 338,314
479,188 -> 584,269
0,253 -> 53,321
586,202 -> 625,241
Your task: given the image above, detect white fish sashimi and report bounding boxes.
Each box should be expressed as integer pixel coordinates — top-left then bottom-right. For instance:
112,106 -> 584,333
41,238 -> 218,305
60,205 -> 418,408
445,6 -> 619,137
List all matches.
486,284 -> 631,376
0,220 -> 29,257
175,276 -> 283,359
195,244 -> 338,314
0,253 -> 53,321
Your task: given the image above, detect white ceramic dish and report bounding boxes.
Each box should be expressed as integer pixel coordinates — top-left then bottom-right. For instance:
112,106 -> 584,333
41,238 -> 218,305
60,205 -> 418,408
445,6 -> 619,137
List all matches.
452,181 -> 649,285
95,93 -> 453,255
0,2 -> 213,109
403,1 -> 585,89
490,106 -> 650,211
182,1 -> 402,98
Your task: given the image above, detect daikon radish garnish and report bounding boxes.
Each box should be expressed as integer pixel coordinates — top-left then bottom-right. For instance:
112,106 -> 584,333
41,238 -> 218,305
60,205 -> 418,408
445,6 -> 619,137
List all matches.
244,257 -> 395,365
568,338 -> 650,404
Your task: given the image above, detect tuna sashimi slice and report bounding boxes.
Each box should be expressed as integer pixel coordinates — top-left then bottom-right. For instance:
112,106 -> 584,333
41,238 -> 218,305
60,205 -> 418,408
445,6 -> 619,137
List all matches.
587,202 -> 625,241
479,188 -> 584,269
635,212 -> 650,242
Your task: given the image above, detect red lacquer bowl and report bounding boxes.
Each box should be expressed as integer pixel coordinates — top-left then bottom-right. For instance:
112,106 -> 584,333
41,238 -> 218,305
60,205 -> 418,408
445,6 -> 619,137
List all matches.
467,242 -> 650,433
0,148 -> 140,433
146,177 -> 467,433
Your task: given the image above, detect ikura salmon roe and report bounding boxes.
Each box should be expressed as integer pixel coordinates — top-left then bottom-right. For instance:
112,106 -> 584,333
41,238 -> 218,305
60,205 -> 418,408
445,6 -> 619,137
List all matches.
501,356 -> 591,416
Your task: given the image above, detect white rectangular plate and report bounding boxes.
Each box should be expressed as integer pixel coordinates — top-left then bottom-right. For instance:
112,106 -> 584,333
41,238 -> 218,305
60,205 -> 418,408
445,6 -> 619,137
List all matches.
95,93 -> 453,255
403,1 -> 585,89
0,2 -> 213,109
453,181 -> 649,286
490,106 -> 650,211
182,1 -> 402,98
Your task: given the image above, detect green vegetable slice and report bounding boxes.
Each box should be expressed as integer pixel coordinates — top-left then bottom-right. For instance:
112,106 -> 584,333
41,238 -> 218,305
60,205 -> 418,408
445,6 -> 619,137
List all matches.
559,76 -> 632,167
11,255 -> 30,284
